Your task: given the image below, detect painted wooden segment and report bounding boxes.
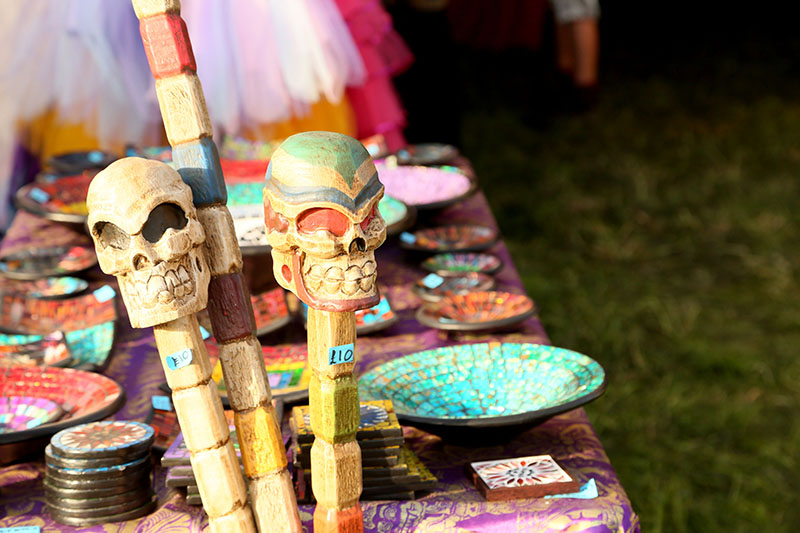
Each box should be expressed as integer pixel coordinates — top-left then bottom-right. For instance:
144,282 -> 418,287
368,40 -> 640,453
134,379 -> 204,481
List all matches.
314,503 -> 364,533
310,440 -> 362,509
206,273 -> 255,343
169,379 -> 229,450
197,206 -> 242,275
155,73 -> 213,145
209,507 -> 258,533
218,337 -> 271,411
191,442 -> 249,516
307,308 -> 356,379
151,314 -> 211,389
249,470 -> 303,533
139,14 -> 196,79
173,138 -> 227,206
309,374 -> 359,444
235,405 -> 287,476
131,0 -> 180,19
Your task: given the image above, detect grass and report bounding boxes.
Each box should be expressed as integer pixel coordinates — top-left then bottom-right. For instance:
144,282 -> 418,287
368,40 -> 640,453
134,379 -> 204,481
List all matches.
453,29 -> 800,532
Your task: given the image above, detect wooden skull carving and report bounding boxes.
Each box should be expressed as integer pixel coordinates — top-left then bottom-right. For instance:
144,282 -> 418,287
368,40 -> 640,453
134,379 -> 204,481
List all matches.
263,132 -> 386,312
87,158 -> 210,328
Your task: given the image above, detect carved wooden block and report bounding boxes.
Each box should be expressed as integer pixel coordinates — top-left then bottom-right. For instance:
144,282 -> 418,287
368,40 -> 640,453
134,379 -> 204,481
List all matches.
206,273 -> 255,343
314,504 -> 364,533
250,470 -> 303,533
132,0 -> 180,19
218,337 -> 271,410
309,440 -> 362,509
171,380 -> 229,450
236,405 -> 287,476
155,73 -> 213,145
152,315 -> 211,389
192,442 -> 248,516
209,507 -> 258,533
173,138 -> 228,206
309,374 -> 359,444
139,13 -> 196,79
197,206 -> 243,275
307,309 -> 357,379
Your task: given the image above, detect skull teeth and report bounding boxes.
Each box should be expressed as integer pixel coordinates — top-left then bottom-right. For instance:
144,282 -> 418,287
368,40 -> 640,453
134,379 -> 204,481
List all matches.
302,259 -> 377,297
123,256 -> 198,310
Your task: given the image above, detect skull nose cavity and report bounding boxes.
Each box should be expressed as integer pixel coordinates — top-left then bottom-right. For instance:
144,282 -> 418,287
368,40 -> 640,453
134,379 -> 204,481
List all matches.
349,238 -> 366,253
133,254 -> 152,271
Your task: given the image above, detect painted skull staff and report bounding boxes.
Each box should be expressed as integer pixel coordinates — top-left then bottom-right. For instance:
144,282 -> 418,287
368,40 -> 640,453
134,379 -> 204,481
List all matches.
264,132 -> 387,532
131,0 -> 301,530
87,158 -> 255,532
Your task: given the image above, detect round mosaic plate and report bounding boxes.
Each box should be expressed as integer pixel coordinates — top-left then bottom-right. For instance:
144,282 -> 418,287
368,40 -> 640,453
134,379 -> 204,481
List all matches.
51,421 -> 155,460
0,246 -> 97,280
15,174 -> 92,224
395,143 -> 459,166
379,195 -> 415,236
413,272 -> 496,303
46,150 -> 117,174
400,224 -> 498,253
1,276 -> 89,299
375,163 -> 475,210
421,252 -> 503,275
417,290 -> 536,331
0,396 -> 63,434
354,294 -> 399,335
358,342 -> 607,438
0,366 -> 125,445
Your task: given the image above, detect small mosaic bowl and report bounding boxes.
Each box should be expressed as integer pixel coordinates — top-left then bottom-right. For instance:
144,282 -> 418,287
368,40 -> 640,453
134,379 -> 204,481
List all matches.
421,252 -> 503,275
0,246 -> 97,280
358,342 -> 606,441
417,290 -> 536,331
400,224 -> 497,253
379,195 -> 415,236
413,272 -> 496,303
46,150 -> 117,174
375,163 -> 475,210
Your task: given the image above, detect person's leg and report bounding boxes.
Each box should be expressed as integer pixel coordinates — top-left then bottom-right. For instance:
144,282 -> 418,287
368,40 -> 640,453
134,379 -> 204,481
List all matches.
555,21 -> 576,77
571,17 -> 599,88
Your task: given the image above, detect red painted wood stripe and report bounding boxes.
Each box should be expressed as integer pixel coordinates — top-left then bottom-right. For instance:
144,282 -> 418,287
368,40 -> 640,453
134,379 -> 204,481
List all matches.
206,272 -> 256,343
139,14 -> 196,79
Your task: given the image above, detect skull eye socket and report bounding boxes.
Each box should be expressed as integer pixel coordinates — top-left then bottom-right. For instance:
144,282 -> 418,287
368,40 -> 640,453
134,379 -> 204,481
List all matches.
297,208 -> 350,237
359,206 -> 376,231
264,200 -> 289,233
142,203 -> 188,243
93,222 -> 130,250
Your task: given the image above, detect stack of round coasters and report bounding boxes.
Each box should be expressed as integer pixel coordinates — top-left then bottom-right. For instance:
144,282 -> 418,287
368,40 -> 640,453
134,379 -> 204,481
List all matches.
45,420 -> 157,526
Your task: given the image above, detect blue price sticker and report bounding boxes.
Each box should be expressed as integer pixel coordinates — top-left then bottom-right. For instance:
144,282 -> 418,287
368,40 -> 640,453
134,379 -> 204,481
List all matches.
151,395 -> 173,411
0,527 -> 42,533
328,343 -> 355,366
422,273 -> 444,288
166,348 -> 193,371
29,187 -> 50,204
93,285 -> 116,303
399,232 -> 416,244
199,326 -> 211,340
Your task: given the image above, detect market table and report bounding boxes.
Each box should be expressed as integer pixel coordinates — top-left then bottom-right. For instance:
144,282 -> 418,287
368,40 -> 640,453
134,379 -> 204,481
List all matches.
0,182 -> 640,532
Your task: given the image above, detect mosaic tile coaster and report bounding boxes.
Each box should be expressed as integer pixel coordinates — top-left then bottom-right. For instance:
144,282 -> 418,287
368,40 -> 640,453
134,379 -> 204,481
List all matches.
469,455 -> 580,501
46,485 -> 153,511
400,224 -> 497,253
210,355 -> 310,405
295,450 -> 399,469
0,396 -> 63,433
291,400 -> 402,444
45,455 -> 151,481
45,444 -> 149,470
50,421 -> 154,460
45,464 -> 151,491
48,498 -> 156,527
421,252 -> 503,275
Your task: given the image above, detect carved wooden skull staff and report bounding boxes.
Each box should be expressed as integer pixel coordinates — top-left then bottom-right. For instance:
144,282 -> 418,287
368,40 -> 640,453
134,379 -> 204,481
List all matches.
265,132 -> 386,533
88,158 -> 256,533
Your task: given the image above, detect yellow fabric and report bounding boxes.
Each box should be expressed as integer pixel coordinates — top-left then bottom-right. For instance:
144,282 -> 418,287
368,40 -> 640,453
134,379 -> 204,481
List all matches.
240,96 -> 357,144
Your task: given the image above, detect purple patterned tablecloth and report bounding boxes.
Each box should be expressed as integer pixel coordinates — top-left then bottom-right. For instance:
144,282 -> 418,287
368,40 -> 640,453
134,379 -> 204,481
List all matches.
0,188 -> 639,532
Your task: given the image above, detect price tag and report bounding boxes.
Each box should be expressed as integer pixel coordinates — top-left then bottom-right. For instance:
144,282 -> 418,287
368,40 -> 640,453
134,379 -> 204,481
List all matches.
422,273 -> 444,288
400,232 -> 416,244
93,285 -> 116,303
0,527 -> 42,533
199,326 -> 211,340
328,343 -> 355,366
29,187 -> 50,204
152,395 -> 173,411
166,348 -> 193,371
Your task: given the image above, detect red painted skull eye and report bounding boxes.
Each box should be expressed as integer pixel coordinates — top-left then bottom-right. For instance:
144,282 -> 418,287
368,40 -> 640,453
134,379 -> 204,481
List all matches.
297,208 -> 350,237
264,200 -> 289,233
360,206 -> 376,231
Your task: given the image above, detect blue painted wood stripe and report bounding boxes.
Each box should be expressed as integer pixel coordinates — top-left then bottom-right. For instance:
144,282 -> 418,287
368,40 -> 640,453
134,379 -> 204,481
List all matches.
172,138 -> 227,206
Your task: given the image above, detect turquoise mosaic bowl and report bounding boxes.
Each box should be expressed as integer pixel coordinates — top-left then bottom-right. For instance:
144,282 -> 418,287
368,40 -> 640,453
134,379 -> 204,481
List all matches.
359,342 -> 606,441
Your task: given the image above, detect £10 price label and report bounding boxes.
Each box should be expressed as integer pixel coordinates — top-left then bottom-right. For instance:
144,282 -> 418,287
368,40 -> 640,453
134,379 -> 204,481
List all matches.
328,343 -> 355,366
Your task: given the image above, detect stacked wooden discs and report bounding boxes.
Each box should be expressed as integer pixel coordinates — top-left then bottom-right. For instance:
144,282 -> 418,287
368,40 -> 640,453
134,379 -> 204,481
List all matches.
45,420 -> 156,526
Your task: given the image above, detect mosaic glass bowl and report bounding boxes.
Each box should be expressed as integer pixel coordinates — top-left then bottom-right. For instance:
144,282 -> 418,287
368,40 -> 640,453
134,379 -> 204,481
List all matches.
0,365 -> 124,445
400,224 -> 497,253
358,342 -> 606,441
395,143 -> 459,166
1,276 -> 88,299
0,245 -> 97,280
251,288 -> 292,336
421,252 -> 503,275
46,150 -> 117,174
15,174 -> 92,224
0,320 -> 116,370
0,331 -> 72,368
375,163 -> 475,210
0,396 -> 63,434
413,272 -> 496,303
417,290 -> 536,331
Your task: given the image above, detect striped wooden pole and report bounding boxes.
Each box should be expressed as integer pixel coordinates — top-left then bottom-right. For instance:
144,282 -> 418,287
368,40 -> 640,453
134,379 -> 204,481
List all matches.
131,1 -> 301,531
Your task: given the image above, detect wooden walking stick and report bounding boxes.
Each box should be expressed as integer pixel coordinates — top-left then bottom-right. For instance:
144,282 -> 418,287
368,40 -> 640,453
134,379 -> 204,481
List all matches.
131,1 -> 301,531
87,158 -> 254,532
264,132 -> 387,532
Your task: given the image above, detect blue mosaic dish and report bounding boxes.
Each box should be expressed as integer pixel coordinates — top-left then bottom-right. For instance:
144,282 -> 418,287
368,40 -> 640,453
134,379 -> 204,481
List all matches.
0,320 -> 115,370
358,342 -> 606,441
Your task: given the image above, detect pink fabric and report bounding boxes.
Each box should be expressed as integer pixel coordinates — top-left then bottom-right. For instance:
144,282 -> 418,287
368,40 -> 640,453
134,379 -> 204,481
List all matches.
335,0 -> 413,152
